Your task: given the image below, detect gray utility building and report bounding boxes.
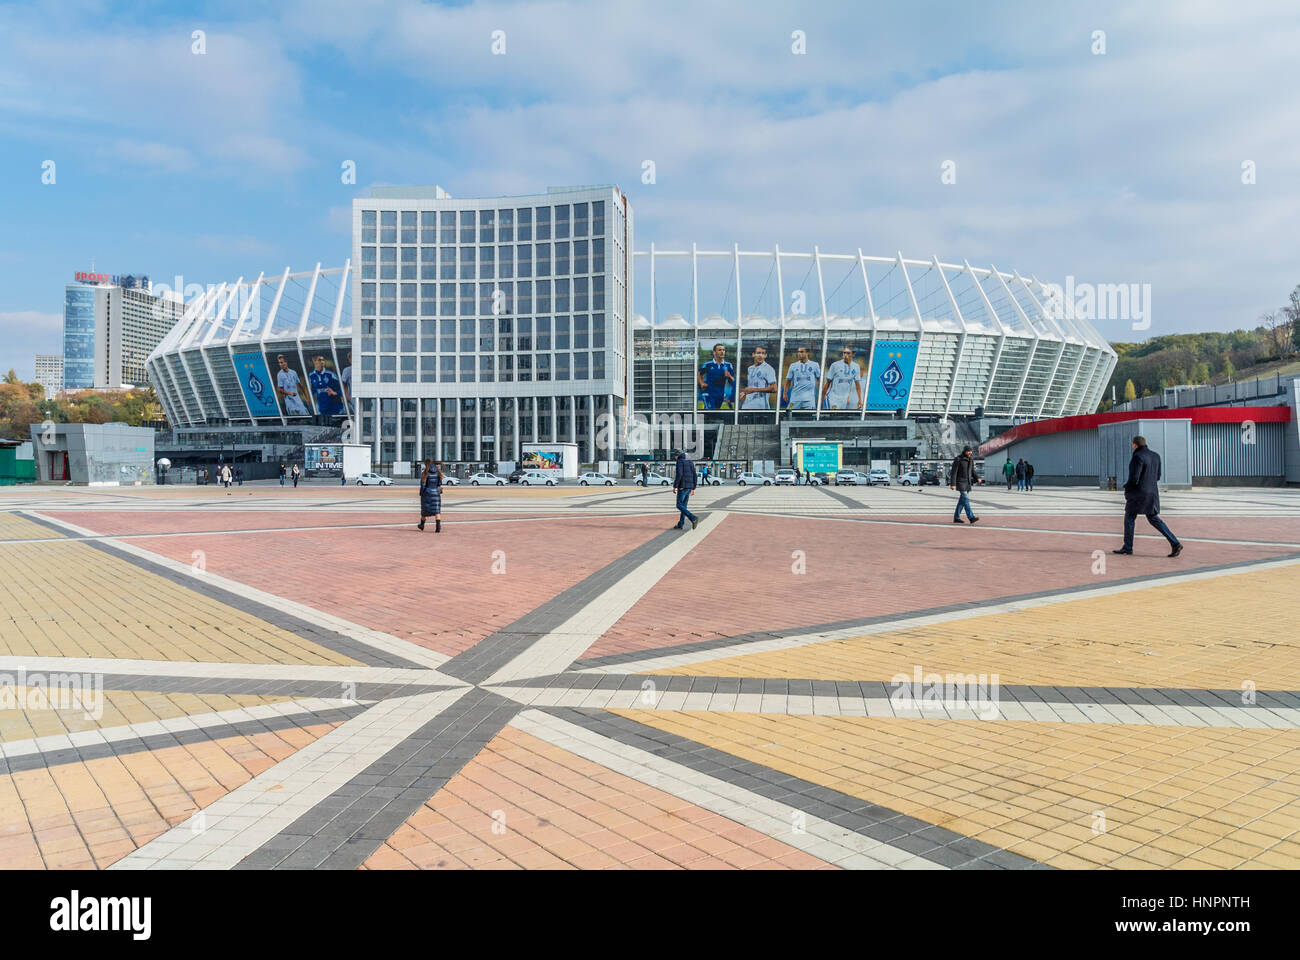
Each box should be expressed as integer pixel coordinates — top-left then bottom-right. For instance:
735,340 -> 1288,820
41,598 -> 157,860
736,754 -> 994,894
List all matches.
979,406 -> 1292,487
29,422 -> 156,485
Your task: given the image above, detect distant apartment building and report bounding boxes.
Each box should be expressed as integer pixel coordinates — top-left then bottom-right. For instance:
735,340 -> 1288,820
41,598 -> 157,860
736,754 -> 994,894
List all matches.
34,354 -> 63,398
63,271 -> 184,390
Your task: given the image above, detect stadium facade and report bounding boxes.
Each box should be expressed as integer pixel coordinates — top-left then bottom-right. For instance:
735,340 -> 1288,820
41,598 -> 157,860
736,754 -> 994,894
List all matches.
147,184 -> 1116,470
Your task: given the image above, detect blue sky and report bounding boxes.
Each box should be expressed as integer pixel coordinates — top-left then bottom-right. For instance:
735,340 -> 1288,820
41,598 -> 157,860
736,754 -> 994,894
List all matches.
2,0 -> 1298,378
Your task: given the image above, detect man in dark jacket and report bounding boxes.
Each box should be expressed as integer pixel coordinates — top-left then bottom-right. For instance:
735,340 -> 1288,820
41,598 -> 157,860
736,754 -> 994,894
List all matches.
1024,461 -> 1034,492
1015,458 -> 1026,491
672,449 -> 699,531
949,446 -> 980,524
1114,436 -> 1182,557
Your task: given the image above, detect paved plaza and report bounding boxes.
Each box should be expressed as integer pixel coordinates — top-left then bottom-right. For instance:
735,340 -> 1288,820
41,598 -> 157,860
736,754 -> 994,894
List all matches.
2,481 -> 1299,870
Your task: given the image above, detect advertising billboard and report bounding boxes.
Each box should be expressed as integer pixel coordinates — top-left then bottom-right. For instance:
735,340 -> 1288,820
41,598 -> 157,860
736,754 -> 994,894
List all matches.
304,443 -> 343,477
231,351 -> 280,418
521,449 -> 564,472
797,442 -> 842,474
866,340 -> 918,411
265,350 -> 312,418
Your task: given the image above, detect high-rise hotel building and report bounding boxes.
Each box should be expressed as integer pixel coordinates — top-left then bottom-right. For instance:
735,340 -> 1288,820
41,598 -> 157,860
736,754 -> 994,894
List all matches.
63,273 -> 184,390
350,185 -> 633,465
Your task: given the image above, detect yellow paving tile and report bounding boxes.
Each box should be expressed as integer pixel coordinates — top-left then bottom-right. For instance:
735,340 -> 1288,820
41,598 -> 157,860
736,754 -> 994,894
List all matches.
609,710 -> 1300,869
0,688 -> 300,742
653,563 -> 1300,689
0,539 -> 359,665
0,513 -> 64,542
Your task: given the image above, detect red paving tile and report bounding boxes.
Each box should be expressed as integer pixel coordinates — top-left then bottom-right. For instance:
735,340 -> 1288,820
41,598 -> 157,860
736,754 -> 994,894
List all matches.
108,515 -> 670,656
843,513 -> 1300,543
362,725 -> 830,870
42,509 -> 566,537
584,512 -> 1291,659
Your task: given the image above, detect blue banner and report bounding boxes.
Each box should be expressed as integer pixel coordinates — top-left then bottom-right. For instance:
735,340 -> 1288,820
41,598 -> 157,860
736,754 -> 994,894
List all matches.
865,340 -> 918,411
231,351 -> 280,418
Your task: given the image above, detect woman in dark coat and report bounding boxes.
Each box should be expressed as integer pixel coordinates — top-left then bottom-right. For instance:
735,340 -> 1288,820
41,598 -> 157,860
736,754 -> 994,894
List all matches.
418,458 -> 443,532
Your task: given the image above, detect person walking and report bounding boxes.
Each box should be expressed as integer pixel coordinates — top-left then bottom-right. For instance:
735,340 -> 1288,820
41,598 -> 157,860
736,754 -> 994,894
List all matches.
1002,457 -> 1015,490
221,464 -> 232,490
640,463 -> 648,486
1024,461 -> 1035,492
279,463 -> 286,486
949,446 -> 980,525
235,466 -> 244,486
291,464 -> 300,488
1015,458 -> 1026,491
1114,436 -> 1182,557
671,449 -> 699,531
418,458 -> 443,532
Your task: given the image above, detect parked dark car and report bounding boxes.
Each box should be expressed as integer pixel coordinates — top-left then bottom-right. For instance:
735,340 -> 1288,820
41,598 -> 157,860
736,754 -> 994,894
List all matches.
508,469 -> 524,484
919,468 -> 941,486
811,472 -> 833,486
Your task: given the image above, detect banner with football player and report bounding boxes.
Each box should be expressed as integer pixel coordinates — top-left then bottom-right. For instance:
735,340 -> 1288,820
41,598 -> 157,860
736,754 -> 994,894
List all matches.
780,339 -> 823,411
696,338 -> 737,411
264,350 -> 312,419
736,337 -> 779,416
865,340 -> 919,411
820,337 -> 866,412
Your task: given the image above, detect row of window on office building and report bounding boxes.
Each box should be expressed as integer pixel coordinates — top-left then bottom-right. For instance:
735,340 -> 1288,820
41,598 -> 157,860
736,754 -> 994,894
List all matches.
358,394 -> 617,464
360,202 -> 606,245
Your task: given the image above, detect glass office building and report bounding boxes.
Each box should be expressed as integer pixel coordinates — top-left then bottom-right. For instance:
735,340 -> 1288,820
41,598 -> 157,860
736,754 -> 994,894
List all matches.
62,286 -> 97,390
351,185 -> 633,465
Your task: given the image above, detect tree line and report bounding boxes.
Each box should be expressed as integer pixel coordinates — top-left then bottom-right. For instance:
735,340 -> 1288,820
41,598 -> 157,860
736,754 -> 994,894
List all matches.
0,371 -> 163,440
1104,283 -> 1300,405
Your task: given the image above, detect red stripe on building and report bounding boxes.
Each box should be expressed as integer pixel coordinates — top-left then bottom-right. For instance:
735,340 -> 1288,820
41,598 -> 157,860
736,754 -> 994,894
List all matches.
979,406 -> 1292,458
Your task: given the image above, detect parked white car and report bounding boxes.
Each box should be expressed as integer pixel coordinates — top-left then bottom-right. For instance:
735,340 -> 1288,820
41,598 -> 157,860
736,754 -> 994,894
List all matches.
836,470 -> 873,485
867,469 -> 891,486
519,471 -> 557,486
441,475 -> 460,485
774,468 -> 797,485
355,472 -> 391,486
470,472 -> 506,486
579,472 -> 617,486
897,471 -> 921,486
635,473 -> 672,486
737,472 -> 773,486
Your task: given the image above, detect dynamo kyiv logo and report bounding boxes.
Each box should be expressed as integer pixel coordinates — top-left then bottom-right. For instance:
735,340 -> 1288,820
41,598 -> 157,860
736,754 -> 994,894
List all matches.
247,370 -> 265,399
879,358 -> 908,400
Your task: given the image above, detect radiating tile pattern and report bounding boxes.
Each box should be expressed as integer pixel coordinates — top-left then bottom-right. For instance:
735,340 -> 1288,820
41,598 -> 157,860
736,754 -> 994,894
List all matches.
3,483 -> 1299,870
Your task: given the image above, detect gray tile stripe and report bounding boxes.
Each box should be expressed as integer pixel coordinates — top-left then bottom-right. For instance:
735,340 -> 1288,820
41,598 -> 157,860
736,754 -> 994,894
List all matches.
572,548 -> 1300,669
236,688 -> 520,870
19,511 -> 428,670
708,485 -> 761,510
437,525 -> 691,684
575,488 -> 673,508
78,673 -> 460,701
541,707 -> 1048,870
493,672 -> 1298,711
734,511 -> 1300,549
813,484 -> 866,509
0,703 -> 369,775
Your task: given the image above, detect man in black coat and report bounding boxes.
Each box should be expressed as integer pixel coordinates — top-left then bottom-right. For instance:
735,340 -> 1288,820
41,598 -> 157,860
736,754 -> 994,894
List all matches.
1114,436 -> 1182,557
949,446 -> 980,524
672,449 -> 699,531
